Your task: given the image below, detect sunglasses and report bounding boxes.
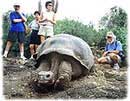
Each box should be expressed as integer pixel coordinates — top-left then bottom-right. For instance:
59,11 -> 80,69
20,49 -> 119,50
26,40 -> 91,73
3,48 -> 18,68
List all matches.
48,5 -> 52,6
106,36 -> 112,39
14,5 -> 20,7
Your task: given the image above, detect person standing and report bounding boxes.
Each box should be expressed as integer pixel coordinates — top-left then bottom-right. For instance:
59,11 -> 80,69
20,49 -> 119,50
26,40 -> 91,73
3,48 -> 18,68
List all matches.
3,3 -> 27,60
38,1 -> 56,43
29,11 -> 41,59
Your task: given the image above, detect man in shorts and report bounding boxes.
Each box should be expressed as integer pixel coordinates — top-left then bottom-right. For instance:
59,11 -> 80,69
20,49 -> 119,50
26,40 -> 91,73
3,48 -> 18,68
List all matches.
3,2 -> 27,60
97,31 -> 123,70
38,1 -> 56,43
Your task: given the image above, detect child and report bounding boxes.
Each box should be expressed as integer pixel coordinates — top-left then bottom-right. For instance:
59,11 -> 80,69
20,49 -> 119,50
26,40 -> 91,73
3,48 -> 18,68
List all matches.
29,11 -> 41,59
38,1 -> 56,43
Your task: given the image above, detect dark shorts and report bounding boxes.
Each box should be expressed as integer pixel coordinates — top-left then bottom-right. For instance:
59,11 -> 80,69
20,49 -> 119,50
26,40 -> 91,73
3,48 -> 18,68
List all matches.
7,31 -> 25,43
30,30 -> 40,45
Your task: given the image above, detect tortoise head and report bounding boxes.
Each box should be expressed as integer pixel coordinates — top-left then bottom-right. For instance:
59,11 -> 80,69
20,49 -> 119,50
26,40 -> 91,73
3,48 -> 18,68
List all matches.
36,52 -> 61,85
37,71 -> 55,85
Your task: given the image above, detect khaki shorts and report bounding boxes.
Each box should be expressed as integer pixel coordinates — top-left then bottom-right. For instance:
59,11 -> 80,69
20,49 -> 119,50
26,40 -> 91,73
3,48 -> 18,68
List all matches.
38,25 -> 54,37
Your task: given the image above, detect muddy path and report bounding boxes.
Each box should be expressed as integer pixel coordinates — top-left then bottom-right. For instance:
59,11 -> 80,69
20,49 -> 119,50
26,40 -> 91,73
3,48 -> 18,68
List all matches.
3,58 -> 127,99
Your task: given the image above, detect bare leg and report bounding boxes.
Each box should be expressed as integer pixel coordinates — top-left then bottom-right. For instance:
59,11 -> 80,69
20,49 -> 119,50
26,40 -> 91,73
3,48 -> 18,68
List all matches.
19,43 -> 25,59
3,41 -> 13,57
97,57 -> 108,63
40,35 -> 46,43
30,44 -> 35,58
108,53 -> 119,63
34,45 -> 38,53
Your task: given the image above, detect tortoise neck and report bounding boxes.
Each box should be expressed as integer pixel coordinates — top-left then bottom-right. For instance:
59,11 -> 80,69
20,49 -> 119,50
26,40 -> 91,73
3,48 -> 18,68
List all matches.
50,52 -> 61,79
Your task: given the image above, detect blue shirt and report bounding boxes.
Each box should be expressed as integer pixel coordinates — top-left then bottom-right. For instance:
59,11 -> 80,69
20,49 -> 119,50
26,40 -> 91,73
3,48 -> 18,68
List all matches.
105,41 -> 123,52
9,11 -> 25,32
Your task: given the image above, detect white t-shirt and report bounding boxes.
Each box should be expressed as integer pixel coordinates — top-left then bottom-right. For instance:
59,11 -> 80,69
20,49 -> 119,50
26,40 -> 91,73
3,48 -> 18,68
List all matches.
29,20 -> 39,30
40,11 -> 55,27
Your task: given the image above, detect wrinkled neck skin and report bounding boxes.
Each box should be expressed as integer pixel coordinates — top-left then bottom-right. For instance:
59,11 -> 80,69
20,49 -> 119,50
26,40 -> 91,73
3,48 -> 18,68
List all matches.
49,53 -> 61,81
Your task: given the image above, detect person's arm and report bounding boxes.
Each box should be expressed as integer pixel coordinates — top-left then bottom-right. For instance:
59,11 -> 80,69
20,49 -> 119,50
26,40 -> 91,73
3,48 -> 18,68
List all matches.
102,50 -> 119,57
102,47 -> 119,56
102,51 -> 108,57
39,12 -> 47,23
10,12 -> 22,23
108,50 -> 119,54
39,19 -> 46,23
10,12 -> 27,23
18,12 -> 27,22
13,19 -> 23,22
40,12 -> 44,20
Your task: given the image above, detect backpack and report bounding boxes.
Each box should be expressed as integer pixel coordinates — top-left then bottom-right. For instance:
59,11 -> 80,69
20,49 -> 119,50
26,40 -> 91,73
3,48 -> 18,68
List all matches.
114,41 -> 125,61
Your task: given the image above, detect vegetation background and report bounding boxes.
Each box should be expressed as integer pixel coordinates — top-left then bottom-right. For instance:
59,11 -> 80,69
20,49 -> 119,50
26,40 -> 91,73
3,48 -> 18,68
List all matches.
2,6 -> 127,65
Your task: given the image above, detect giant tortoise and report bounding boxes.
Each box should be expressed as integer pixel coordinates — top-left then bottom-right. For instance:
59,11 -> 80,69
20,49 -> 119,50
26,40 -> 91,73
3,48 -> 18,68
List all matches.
33,34 -> 94,90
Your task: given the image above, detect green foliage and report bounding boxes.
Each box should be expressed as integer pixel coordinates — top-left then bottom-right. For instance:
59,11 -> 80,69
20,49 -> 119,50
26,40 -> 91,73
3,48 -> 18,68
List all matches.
98,6 -> 127,53
25,14 -> 34,25
98,6 -> 127,66
2,6 -> 127,63
54,18 -> 99,46
2,11 -> 11,52
110,27 -> 127,52
2,11 -> 12,34
99,6 -> 127,29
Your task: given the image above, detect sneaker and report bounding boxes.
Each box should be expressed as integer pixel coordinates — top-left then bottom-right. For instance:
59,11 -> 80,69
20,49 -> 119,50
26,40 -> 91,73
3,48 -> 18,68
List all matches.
29,57 -> 35,60
3,54 -> 7,58
113,63 -> 120,70
20,56 -> 27,60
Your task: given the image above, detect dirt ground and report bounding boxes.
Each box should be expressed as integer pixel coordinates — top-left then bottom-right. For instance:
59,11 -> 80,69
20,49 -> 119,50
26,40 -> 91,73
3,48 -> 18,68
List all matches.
3,57 -> 127,99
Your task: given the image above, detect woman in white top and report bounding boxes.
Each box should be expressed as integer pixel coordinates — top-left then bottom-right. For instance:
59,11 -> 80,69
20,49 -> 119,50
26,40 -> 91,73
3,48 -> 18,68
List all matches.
29,11 -> 41,59
38,1 -> 56,43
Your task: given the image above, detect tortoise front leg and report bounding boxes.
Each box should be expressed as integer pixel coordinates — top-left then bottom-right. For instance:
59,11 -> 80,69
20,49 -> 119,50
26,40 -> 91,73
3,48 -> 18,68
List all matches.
54,61 -> 72,90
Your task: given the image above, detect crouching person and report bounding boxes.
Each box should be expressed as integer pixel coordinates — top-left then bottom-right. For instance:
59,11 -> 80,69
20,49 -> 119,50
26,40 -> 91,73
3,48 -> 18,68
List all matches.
29,11 -> 41,59
97,31 -> 123,70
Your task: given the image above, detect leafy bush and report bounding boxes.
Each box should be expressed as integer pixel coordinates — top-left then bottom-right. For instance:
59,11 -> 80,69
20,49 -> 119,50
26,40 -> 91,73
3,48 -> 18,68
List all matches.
98,6 -> 127,53
2,6 -> 127,63
54,18 -> 99,46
